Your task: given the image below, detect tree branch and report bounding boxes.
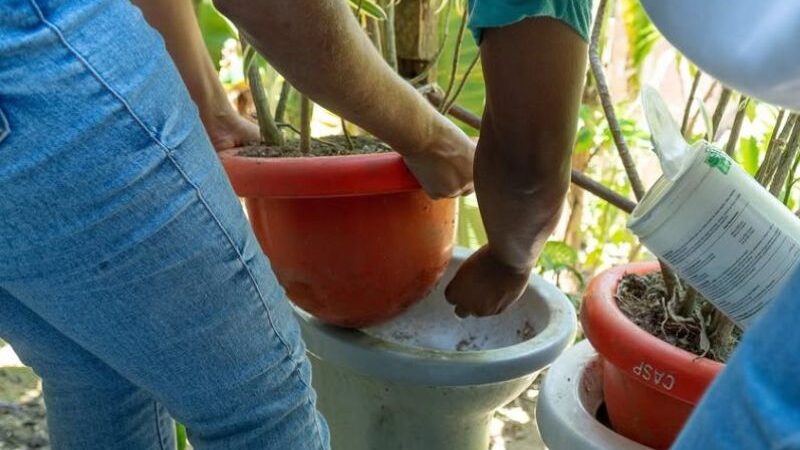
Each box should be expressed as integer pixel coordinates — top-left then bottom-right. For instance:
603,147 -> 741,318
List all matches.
589,0 -> 646,201
425,91 -> 637,214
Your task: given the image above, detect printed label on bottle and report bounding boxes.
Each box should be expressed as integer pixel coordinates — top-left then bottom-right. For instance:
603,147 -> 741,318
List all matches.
659,187 -> 800,326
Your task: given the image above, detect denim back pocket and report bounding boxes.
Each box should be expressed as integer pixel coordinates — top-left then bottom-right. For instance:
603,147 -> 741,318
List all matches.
0,105 -> 9,145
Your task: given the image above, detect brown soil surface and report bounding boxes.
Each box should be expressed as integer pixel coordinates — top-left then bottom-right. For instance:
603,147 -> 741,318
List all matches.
616,272 -> 740,363
237,135 -> 391,158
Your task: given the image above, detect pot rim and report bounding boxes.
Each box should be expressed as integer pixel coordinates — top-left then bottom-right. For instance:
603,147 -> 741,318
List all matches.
536,340 -> 653,450
295,247 -> 578,387
219,148 -> 422,198
580,262 -> 724,404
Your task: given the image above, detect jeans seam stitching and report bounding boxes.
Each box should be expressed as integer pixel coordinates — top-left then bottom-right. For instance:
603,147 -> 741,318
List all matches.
28,0 -> 315,394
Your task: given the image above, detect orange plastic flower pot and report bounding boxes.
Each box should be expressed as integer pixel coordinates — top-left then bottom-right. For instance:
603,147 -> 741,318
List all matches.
580,262 -> 724,450
219,150 -> 456,328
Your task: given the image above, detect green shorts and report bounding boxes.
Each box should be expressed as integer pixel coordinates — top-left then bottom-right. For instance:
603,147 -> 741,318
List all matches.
467,0 -> 593,43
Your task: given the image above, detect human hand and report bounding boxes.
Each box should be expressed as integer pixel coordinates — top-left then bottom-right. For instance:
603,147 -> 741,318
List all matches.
402,117 -> 475,199
205,110 -> 262,152
445,245 -> 531,318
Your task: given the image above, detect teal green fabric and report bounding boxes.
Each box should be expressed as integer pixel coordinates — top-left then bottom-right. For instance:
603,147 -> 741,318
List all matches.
467,0 -> 592,43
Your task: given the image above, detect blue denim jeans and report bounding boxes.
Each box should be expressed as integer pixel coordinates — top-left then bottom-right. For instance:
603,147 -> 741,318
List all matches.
673,265 -> 800,449
0,0 -> 329,449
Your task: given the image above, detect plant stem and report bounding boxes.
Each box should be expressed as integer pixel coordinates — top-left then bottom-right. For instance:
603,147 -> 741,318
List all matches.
755,110 -> 787,184
709,309 -> 736,359
341,117 -> 355,151
677,287 -> 698,316
300,95 -> 312,154
710,87 -> 732,140
439,7 -> 468,113
783,147 -> 800,205
590,0 -> 682,294
441,52 -> 480,115
681,70 -> 702,137
659,260 -> 679,300
367,17 -> 383,53
274,80 -> 292,123
770,116 -> 800,197
381,0 -> 398,72
724,96 -> 749,156
244,45 -> 284,146
687,80 -> 719,135
761,113 -> 798,188
589,0 -> 646,201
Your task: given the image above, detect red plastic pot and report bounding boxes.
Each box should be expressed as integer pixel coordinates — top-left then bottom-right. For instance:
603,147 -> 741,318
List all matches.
580,262 -> 725,450
219,150 -> 456,328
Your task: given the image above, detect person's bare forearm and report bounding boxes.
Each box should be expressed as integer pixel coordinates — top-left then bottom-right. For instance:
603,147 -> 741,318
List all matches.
132,0 -> 232,126
213,0 -> 440,156
477,18 -> 587,271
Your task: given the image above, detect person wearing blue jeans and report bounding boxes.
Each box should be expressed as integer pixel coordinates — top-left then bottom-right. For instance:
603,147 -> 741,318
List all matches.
0,0 -> 592,448
0,0 -> 474,448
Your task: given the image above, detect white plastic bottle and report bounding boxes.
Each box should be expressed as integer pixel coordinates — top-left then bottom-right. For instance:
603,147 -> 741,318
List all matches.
627,87 -> 800,328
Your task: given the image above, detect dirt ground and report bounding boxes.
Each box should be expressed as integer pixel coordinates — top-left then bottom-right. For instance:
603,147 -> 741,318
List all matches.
0,344 -> 47,450
0,341 -> 545,450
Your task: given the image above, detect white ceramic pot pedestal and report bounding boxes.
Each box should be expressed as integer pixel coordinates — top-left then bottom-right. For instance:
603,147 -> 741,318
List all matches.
295,248 -> 578,450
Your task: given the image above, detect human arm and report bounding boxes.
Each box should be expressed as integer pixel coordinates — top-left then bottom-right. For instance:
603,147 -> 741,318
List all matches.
445,16 -> 588,316
132,0 -> 261,151
211,0 -> 474,198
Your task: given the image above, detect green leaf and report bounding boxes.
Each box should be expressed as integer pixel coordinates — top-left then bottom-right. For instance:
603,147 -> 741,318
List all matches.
539,241 -> 579,273
738,137 -> 760,175
176,423 -> 188,450
456,196 -> 487,249
745,99 -> 759,122
621,0 -> 661,93
348,0 -> 387,20
196,0 -> 237,69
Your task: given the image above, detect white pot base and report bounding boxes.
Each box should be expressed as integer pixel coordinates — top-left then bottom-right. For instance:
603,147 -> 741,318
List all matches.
295,248 -> 577,450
